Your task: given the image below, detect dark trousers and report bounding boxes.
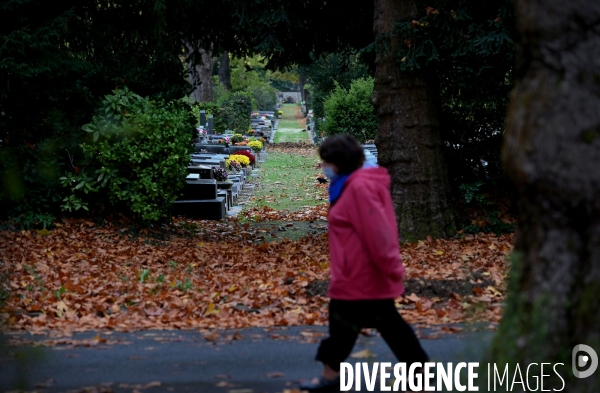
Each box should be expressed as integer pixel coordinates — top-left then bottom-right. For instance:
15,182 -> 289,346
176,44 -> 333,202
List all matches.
316,299 -> 429,371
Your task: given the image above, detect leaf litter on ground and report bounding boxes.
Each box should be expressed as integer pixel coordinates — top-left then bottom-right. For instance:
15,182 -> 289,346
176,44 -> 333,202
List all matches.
0,217 -> 512,336
0,146 -> 513,341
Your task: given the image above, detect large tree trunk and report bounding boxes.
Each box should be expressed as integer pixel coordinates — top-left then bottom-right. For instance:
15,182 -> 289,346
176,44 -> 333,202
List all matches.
197,48 -> 214,102
218,51 -> 232,91
188,47 -> 214,102
372,0 -> 455,241
489,1 -> 600,391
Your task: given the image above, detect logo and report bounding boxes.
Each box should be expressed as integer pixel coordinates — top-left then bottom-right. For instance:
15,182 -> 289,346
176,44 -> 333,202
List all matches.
572,344 -> 598,378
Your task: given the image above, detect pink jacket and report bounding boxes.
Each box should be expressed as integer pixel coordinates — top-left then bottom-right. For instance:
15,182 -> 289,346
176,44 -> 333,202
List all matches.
327,167 -> 405,300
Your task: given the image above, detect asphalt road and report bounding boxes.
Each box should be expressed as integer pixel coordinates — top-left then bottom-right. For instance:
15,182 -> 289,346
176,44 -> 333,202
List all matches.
0,326 -> 494,393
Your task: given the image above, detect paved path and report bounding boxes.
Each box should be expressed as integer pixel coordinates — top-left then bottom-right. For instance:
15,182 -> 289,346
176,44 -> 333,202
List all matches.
1,326 -> 493,392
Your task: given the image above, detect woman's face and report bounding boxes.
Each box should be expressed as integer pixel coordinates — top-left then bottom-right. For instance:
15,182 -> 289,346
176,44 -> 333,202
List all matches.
322,161 -> 339,172
322,161 -> 339,178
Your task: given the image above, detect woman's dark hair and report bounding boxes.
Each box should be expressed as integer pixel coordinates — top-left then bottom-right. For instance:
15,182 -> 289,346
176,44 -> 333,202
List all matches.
319,134 -> 365,174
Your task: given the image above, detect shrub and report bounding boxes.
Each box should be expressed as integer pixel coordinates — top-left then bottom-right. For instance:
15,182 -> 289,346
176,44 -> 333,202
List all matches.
232,150 -> 255,166
64,88 -> 193,222
228,154 -> 251,167
322,77 -> 378,143
219,92 -> 253,133
248,83 -> 277,111
230,134 -> 244,143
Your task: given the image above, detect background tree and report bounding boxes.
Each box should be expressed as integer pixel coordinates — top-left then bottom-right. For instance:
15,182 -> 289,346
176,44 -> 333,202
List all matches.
218,52 -> 232,91
393,0 -> 516,193
189,47 -> 216,102
373,0 -> 456,240
302,52 -> 372,119
488,0 -> 600,391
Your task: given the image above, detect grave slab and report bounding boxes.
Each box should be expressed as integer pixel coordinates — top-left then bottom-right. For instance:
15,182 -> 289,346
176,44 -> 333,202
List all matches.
187,165 -> 213,179
180,179 -> 217,200
173,198 -> 226,220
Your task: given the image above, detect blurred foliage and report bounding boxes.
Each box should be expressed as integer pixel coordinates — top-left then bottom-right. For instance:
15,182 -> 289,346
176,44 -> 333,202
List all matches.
214,56 -> 278,111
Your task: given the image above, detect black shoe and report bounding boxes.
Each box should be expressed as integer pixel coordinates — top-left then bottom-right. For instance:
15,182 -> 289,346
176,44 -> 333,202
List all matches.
299,376 -> 340,392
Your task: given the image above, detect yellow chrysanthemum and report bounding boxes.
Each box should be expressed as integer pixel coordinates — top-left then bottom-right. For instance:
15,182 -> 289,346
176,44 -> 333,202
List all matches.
229,154 -> 251,167
248,140 -> 263,153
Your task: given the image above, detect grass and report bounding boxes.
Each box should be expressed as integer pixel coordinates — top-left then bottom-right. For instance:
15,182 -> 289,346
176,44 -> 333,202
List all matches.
245,150 -> 325,212
277,119 -> 302,129
275,128 -> 308,143
274,104 -> 308,143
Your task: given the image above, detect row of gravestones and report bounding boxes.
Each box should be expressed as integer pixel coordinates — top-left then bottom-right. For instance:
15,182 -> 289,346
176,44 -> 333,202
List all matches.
363,144 -> 378,165
196,111 -> 275,145
172,147 -> 268,220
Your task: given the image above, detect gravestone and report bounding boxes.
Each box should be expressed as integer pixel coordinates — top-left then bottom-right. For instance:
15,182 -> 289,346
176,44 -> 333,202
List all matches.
190,158 -> 225,169
200,110 -> 207,127
181,179 -> 218,200
229,146 -> 253,155
173,198 -> 226,220
217,190 -> 230,210
188,165 -> 213,179
207,115 -> 214,134
195,145 -> 229,154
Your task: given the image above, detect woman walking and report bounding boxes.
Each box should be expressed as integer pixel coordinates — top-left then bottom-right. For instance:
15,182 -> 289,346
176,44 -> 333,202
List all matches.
300,134 -> 428,392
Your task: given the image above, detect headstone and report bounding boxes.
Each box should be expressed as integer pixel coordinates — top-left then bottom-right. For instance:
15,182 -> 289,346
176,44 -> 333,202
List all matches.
217,190 -> 230,210
229,146 -> 253,155
180,179 -> 218,200
194,145 -> 229,154
200,110 -> 207,126
187,165 -> 213,179
207,115 -> 214,134
173,198 -> 226,220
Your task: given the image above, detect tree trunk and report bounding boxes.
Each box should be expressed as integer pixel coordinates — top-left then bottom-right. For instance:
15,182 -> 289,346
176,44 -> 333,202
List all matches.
188,46 -> 214,102
197,48 -> 214,102
372,0 -> 455,241
489,1 -> 600,391
218,51 -> 232,91
187,43 -> 201,102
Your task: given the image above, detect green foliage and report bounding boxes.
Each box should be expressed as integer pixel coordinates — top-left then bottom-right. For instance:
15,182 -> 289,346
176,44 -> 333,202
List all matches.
459,182 -> 487,205
218,92 -> 253,133
11,211 -> 54,230
322,78 -> 378,143
224,56 -> 277,110
190,101 -> 227,132
460,181 -> 515,235
0,0 -> 192,222
393,0 -> 516,189
248,84 -> 277,111
62,89 -> 193,222
302,52 -> 371,118
230,134 -> 244,143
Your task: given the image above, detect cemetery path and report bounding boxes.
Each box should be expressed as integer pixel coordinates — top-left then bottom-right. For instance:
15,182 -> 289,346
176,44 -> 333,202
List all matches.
274,104 -> 308,144
1,325 -> 493,392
